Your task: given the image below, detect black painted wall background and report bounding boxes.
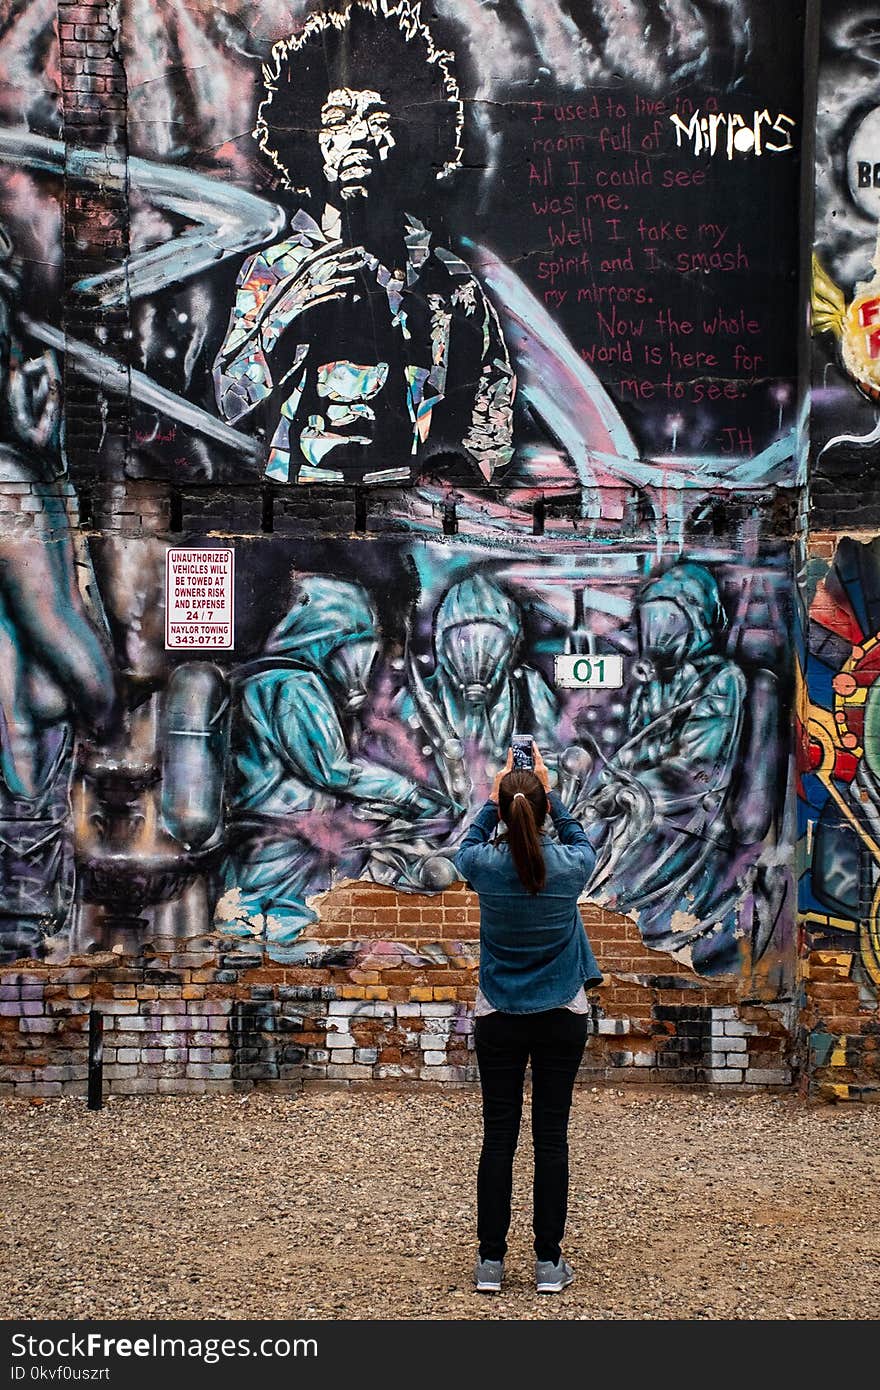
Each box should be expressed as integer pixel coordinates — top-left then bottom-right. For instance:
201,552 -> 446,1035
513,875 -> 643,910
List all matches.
98,0 -> 808,491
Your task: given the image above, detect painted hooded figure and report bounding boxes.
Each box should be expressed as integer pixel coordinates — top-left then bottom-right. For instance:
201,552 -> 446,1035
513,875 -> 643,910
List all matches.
589,563 -> 748,974
218,575 -> 448,945
397,572 -> 558,771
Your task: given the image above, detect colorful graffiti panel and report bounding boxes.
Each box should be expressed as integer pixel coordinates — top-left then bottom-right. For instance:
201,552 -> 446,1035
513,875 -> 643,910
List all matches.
0,2 -> 805,509
800,537 -> 880,992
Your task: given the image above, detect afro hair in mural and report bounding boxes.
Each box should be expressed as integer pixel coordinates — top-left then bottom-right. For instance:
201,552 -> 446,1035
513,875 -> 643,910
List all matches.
253,0 -> 464,200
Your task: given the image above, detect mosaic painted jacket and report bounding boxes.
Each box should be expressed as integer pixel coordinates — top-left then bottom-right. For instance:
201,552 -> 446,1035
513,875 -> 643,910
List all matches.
454,793 -> 603,1014
212,205 -> 516,487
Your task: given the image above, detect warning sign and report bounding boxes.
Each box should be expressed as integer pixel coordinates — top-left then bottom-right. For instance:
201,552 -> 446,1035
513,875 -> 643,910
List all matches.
165,547 -> 234,650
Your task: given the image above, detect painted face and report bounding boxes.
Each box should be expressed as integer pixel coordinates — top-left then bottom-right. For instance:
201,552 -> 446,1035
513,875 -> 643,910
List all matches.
441,621 -> 510,705
318,88 -> 396,200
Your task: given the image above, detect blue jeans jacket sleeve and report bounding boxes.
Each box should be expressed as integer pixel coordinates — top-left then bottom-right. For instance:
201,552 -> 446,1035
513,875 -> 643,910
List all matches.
453,800 -> 498,885
548,792 -> 595,883
455,795 -> 597,887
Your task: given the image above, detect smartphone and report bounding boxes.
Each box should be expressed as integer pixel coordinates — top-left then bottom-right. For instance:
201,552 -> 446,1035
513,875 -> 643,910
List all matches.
511,733 -> 534,771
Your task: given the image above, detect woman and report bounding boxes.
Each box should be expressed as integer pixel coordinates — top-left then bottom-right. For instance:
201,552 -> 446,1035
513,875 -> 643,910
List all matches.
453,743 -> 602,1295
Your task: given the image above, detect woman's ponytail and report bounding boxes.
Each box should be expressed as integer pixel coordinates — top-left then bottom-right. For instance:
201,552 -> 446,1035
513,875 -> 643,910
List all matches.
498,771 -> 548,894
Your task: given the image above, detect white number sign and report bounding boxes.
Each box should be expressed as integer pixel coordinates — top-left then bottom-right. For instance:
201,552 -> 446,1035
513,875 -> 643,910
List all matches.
553,653 -> 624,689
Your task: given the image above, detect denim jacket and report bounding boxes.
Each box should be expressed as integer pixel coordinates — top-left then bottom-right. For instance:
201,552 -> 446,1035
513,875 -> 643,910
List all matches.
453,792 -> 604,1014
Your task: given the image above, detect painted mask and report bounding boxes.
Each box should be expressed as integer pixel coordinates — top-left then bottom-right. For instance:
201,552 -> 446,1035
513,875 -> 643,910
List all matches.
326,637 -> 381,713
440,621 -> 510,705
635,598 -> 693,681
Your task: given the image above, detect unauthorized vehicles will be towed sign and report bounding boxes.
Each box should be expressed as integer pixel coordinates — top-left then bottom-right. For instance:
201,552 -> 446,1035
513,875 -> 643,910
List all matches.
165,548 -> 235,650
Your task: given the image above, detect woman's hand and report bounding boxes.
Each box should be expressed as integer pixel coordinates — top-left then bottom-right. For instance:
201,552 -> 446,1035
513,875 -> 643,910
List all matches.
489,748 -> 513,803
533,745 -> 552,793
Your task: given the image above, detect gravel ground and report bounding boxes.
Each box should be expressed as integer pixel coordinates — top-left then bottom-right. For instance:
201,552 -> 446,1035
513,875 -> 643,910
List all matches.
2,1087 -> 879,1320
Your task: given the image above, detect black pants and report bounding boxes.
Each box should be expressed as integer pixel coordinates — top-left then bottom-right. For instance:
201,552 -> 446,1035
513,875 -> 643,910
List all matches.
474,1008 -> 589,1265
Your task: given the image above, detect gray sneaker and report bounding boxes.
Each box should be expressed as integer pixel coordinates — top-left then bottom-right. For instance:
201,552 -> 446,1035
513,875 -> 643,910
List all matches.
535,1256 -> 574,1293
474,1256 -> 504,1293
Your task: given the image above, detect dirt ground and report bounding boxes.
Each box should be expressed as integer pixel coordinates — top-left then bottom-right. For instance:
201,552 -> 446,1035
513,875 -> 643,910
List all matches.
2,1087 -> 879,1321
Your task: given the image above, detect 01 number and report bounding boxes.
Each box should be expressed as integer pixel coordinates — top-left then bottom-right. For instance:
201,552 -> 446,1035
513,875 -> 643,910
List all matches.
571,657 -> 606,683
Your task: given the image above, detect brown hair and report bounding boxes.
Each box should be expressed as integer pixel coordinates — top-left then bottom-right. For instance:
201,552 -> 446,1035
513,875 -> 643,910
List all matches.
498,770 -> 548,894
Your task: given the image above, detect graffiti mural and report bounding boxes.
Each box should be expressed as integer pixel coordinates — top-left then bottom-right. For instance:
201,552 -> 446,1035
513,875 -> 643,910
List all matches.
0,0 -> 805,990
584,562 -> 787,975
195,534 -> 791,978
800,537 -> 880,990
0,209 -> 118,959
211,5 -> 518,489
216,573 -> 454,945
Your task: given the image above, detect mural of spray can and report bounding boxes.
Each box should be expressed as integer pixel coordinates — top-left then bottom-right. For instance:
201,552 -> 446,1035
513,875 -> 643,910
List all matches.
160,662 -> 229,850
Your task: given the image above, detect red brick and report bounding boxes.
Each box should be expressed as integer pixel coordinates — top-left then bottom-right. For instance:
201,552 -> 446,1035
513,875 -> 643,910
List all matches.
809,981 -> 861,1000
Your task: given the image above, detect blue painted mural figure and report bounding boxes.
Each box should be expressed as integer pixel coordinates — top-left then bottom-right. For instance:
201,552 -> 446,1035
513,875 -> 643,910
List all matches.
212,0 -> 515,488
216,575 -> 451,946
397,572 -> 559,776
0,227 -> 118,961
585,563 -> 750,974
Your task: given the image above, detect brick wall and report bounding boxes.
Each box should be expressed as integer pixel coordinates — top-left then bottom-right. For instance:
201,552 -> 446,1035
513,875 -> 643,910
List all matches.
799,947 -> 880,1101
0,883 -> 794,1098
